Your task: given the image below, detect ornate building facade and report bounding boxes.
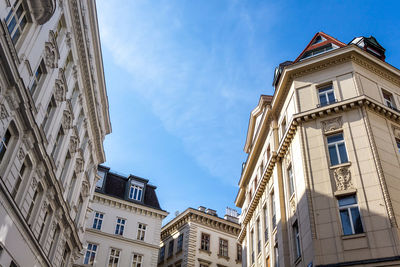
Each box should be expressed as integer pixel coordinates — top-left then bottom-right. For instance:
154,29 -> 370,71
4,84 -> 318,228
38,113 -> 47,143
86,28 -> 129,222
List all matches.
0,0 -> 111,266
159,207 -> 241,267
74,165 -> 168,267
235,32 -> 400,266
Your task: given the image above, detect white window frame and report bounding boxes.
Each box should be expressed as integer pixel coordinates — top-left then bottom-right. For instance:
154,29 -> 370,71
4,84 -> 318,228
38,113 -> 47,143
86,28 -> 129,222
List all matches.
288,165 -> 295,197
219,238 -> 228,257
30,60 -> 46,93
382,90 -> 396,109
318,85 -> 335,107
132,253 -> 143,267
84,242 -> 98,266
200,233 -> 210,251
327,133 -> 348,165
108,248 -> 121,267
5,0 -> 28,44
293,221 -> 301,259
115,217 -> 126,235
137,223 -> 146,241
129,184 -> 143,201
338,195 -> 364,235
92,211 -> 104,230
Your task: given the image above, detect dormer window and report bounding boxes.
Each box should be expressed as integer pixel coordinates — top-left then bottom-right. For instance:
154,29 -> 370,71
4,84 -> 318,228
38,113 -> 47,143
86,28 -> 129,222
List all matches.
129,180 -> 144,201
300,43 -> 339,61
312,35 -> 326,45
382,90 -> 396,110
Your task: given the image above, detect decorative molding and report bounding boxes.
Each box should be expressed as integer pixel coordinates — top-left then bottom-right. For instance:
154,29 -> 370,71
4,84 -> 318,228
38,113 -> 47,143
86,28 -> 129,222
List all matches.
44,31 -> 60,69
332,166 -> 353,191
0,104 -> 9,119
66,31 -> 72,48
81,180 -> 89,197
22,131 -> 35,151
75,158 -> 84,173
321,116 -> 343,133
69,135 -> 79,153
28,0 -> 56,25
392,125 -> 400,140
54,69 -> 66,102
289,197 -> 296,214
62,109 -> 73,130
5,87 -> 20,111
17,147 -> 25,161
31,177 -> 38,191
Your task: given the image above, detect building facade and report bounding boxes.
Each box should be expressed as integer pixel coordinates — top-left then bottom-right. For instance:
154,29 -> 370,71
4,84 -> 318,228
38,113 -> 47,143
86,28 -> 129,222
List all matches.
0,0 -> 111,266
235,32 -> 400,267
159,207 -> 241,267
74,165 -> 168,267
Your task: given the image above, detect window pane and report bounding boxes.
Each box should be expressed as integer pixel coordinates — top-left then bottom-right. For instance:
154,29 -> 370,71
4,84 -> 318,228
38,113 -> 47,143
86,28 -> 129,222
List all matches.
339,210 -> 353,235
328,91 -> 335,103
350,207 -> 364,234
338,143 -> 348,163
319,86 -> 332,93
7,17 -> 17,33
319,94 -> 328,106
327,134 -> 343,143
328,145 -> 339,165
338,195 -> 357,206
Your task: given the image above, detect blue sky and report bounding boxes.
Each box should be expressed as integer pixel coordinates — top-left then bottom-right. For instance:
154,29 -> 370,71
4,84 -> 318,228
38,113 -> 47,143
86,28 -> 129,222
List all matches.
96,0 -> 400,223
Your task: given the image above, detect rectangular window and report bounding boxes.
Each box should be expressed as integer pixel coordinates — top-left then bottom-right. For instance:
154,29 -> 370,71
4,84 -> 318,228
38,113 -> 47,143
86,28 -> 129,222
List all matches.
338,195 -> 364,235
201,233 -> 210,251
137,223 -> 146,241
129,184 -> 143,201
30,60 -> 45,93
115,218 -> 126,235
92,212 -> 103,230
250,230 -> 254,264
293,221 -> 301,259
177,234 -> 183,252
274,244 -> 279,267
219,238 -> 228,257
51,126 -> 64,159
281,118 -> 287,139
0,129 -> 11,163
236,244 -> 242,262
60,246 -> 70,267
5,0 -> 28,44
257,219 -> 261,254
271,192 -> 276,229
12,160 -> 26,197
168,240 -> 174,258
42,95 -> 56,131
288,166 -> 295,197
159,246 -> 165,262
108,248 -> 121,267
318,84 -> 335,107
264,205 -> 269,243
132,254 -> 143,267
396,138 -> 400,154
84,243 -> 97,265
383,90 -> 396,109
327,133 -> 348,165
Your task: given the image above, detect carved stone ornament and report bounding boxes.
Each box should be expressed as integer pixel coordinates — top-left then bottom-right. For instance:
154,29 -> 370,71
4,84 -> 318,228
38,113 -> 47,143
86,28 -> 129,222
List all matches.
44,32 -> 59,69
55,209 -> 63,221
51,220 -> 58,230
46,187 -> 55,200
72,65 -> 78,79
17,147 -> 25,161
35,164 -> 46,179
81,180 -> 90,197
66,32 -> 72,48
75,158 -> 84,173
392,125 -> 400,140
31,177 -> 38,190
289,197 -> 296,214
64,227 -> 71,239
28,0 -> 56,25
0,104 -> 9,119
5,88 -> 20,111
62,110 -> 73,130
333,166 -> 353,191
321,117 -> 343,133
54,69 -> 66,102
42,200 -> 48,210
22,131 -> 35,151
69,136 -> 79,153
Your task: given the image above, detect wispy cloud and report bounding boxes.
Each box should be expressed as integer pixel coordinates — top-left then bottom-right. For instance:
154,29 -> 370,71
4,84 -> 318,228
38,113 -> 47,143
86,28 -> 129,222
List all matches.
97,0 -> 277,184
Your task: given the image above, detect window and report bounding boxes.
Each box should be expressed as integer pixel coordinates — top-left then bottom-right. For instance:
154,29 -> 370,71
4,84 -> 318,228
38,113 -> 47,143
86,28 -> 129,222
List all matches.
327,133 -> 348,166
159,246 -> 165,262
96,169 -> 106,189
281,118 -> 287,139
274,244 -> 279,267
177,234 -> 183,252
84,243 -> 97,265
0,129 -> 12,164
264,205 -> 269,242
266,145 -> 271,161
293,221 -> 301,259
92,212 -> 103,230
42,95 -> 56,131
318,84 -> 335,107
396,138 -> 400,154
67,174 -> 76,203
129,184 -> 143,201
300,43 -> 337,60
137,223 -> 146,241
236,244 -> 242,262
115,218 -> 126,235
27,186 -> 41,221
250,230 -> 254,264
12,158 -> 26,197
200,233 -> 210,251
168,240 -> 174,258
10,261 -> 17,267
5,0 -> 28,44
288,166 -> 295,197
60,246 -> 70,267
383,90 -> 396,109
30,60 -> 46,93
54,15 -> 65,41
108,248 -> 121,267
132,254 -> 143,267
271,192 -> 276,229
219,238 -> 228,257
38,207 -> 50,240
51,126 -> 64,159
338,195 -> 364,235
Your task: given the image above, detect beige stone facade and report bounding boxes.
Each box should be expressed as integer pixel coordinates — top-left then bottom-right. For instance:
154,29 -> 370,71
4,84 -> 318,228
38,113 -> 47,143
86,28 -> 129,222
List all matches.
159,207 -> 242,267
0,0 -> 110,266
235,33 -> 400,266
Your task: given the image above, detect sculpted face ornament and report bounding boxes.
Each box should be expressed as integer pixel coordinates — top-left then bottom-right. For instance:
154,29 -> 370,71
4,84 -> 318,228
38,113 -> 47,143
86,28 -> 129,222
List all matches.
333,167 -> 353,191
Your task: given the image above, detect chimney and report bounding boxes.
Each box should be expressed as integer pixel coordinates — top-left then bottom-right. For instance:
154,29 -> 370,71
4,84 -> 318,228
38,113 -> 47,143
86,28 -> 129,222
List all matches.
224,207 -> 240,223
205,208 -> 217,216
198,206 -> 206,212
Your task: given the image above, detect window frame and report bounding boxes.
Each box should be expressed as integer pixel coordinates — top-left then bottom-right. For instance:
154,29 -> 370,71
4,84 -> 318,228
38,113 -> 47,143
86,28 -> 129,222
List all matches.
382,89 -> 396,109
338,195 -> 364,236
200,233 -> 210,251
318,84 -> 336,107
5,0 -> 29,45
137,223 -> 147,241
327,133 -> 349,166
177,233 -> 184,252
115,217 -> 126,236
84,242 -> 98,266
108,248 -> 121,267
287,165 -> 295,197
292,221 -> 301,260
131,253 -> 143,267
30,60 -> 46,94
218,238 -> 228,258
396,138 -> 400,154
129,184 -> 143,201
92,211 -> 104,230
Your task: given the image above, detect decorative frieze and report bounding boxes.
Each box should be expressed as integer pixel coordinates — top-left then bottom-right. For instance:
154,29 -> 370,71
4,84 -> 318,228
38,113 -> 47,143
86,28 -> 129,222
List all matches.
22,131 -> 35,151
0,104 -> 9,119
54,69 -> 67,102
75,158 -> 84,173
17,147 -> 25,161
392,125 -> 400,140
321,116 -> 343,133
332,165 -> 353,192
44,31 -> 59,69
62,110 -> 73,130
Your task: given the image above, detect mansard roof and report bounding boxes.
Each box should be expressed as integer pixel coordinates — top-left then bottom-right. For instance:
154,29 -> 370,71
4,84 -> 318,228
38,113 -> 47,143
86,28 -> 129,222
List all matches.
96,165 -> 164,211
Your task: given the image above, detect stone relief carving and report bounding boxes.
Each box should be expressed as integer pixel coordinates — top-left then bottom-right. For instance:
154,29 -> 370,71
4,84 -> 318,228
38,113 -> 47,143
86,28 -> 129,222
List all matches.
69,135 -> 79,153
22,131 -> 34,151
17,147 -> 25,161
62,110 -> 73,130
31,177 -> 38,190
333,166 -> 353,191
5,88 -> 20,111
392,125 -> 400,140
66,32 -> 72,48
44,31 -> 59,69
0,104 -> 9,119
54,69 -> 66,102
81,180 -> 90,197
28,0 -> 56,25
75,158 -> 84,173
321,117 -> 343,133
289,197 -> 296,214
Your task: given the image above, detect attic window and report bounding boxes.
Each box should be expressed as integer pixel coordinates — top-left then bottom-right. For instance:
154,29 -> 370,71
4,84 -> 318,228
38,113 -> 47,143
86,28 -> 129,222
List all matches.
312,36 -> 326,45
300,43 -> 338,61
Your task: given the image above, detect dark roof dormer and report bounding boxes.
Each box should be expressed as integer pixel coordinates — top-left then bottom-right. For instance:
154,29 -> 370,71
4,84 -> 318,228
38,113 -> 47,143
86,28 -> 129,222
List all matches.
272,60 -> 293,88
349,36 -> 386,61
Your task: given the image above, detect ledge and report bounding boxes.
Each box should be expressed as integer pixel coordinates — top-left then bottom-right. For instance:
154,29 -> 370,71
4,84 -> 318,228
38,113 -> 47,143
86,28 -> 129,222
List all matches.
198,248 -> 212,256
341,232 -> 366,240
329,161 -> 351,170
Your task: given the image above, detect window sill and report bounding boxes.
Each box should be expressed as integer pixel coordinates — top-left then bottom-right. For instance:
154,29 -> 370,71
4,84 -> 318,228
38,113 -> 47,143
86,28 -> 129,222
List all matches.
175,249 -> 183,256
334,188 -> 357,197
329,161 -> 351,170
198,248 -> 211,255
235,259 -> 242,264
217,254 -> 230,261
341,232 -> 366,240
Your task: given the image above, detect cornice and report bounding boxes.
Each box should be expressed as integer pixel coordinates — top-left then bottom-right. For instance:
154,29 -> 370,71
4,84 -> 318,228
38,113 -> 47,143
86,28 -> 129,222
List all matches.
86,228 -> 159,250
93,192 -> 168,218
161,208 -> 240,241
238,95 -> 400,239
